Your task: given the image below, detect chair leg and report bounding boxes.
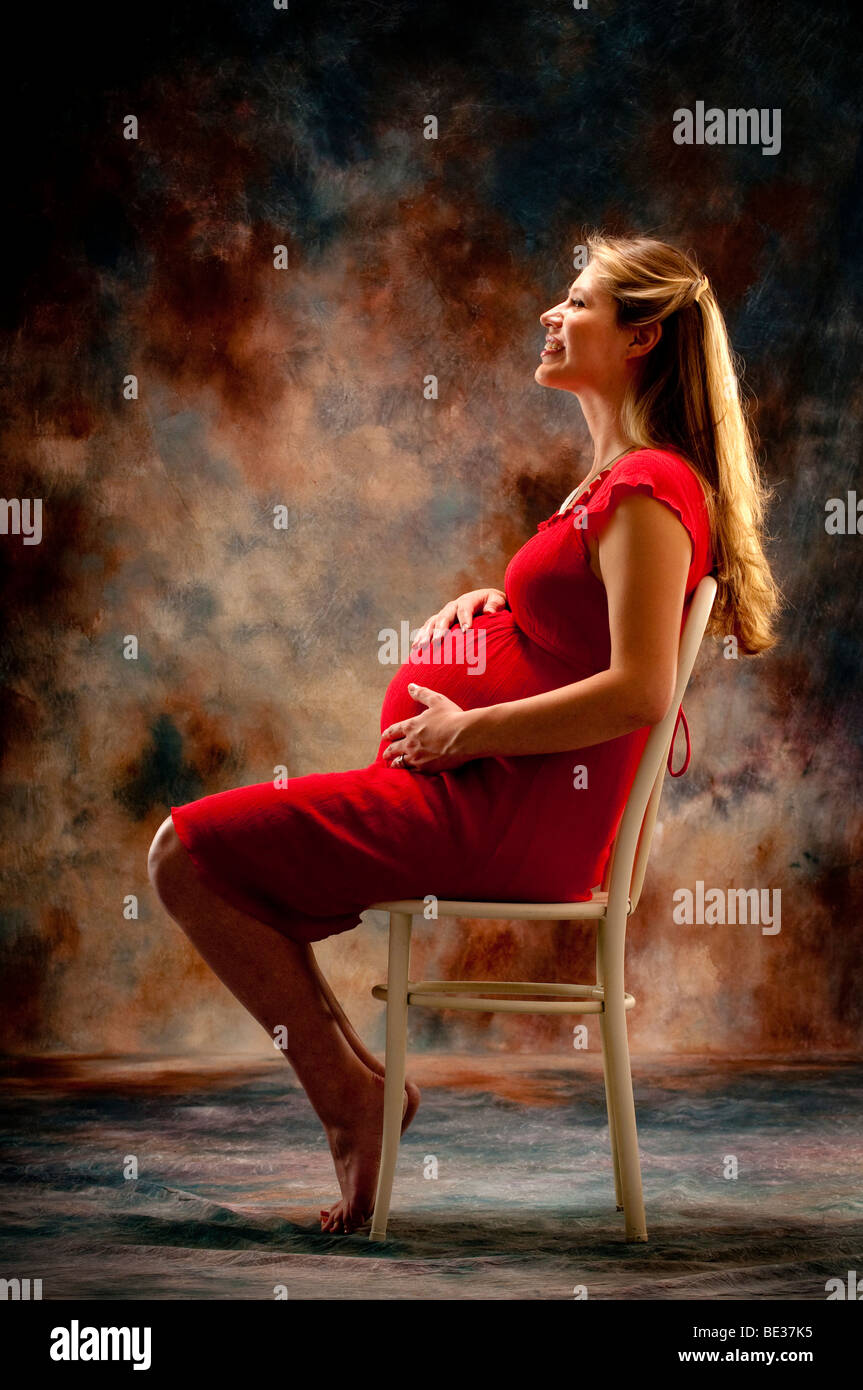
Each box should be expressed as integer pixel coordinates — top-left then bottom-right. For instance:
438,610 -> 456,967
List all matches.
598,1012 -> 624,1210
597,928 -> 623,1210
369,910 -> 413,1241
603,996 -> 648,1242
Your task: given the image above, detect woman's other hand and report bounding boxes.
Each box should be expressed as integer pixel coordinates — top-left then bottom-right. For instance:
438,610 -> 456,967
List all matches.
410,588 -> 508,651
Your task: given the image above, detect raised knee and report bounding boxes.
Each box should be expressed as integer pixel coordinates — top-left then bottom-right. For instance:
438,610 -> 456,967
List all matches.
147,815 -> 189,904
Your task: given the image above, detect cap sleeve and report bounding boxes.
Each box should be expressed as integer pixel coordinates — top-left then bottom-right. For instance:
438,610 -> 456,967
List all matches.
582,449 -> 712,584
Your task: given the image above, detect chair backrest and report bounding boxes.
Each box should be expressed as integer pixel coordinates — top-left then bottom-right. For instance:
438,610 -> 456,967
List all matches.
601,574 -> 718,913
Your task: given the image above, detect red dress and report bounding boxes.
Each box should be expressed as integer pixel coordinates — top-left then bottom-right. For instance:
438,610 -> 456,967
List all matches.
171,448 -> 714,944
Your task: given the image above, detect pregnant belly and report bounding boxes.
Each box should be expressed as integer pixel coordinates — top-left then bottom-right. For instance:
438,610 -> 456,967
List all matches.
376,609 -> 591,755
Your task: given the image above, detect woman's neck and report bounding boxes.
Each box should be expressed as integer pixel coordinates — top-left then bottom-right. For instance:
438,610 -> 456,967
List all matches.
576,388 -> 631,476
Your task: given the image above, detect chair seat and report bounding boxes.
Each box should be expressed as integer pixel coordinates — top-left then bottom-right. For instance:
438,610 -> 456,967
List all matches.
368,890 -> 632,921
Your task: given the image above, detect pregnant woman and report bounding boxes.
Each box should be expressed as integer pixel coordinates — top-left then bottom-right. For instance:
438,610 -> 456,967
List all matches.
148,233 -> 780,1234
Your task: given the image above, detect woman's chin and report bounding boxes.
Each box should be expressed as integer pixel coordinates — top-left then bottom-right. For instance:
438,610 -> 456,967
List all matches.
535,363 -> 571,388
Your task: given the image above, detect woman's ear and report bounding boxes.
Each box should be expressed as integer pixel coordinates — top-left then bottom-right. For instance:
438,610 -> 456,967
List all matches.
625,321 -> 663,360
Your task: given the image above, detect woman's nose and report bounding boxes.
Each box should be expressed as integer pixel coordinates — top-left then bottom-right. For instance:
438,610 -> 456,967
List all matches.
540,306 -> 562,328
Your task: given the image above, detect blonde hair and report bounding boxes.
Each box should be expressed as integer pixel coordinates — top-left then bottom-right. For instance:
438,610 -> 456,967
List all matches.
585,231 -> 783,655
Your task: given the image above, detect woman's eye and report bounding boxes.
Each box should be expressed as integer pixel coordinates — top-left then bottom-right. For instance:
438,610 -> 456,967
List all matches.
568,296 -> 585,307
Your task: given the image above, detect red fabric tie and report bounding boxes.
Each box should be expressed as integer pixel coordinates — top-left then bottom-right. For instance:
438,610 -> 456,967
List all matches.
667,704 -> 691,777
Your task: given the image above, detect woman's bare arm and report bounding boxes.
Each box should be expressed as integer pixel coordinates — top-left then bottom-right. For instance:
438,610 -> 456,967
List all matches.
457,493 -> 692,758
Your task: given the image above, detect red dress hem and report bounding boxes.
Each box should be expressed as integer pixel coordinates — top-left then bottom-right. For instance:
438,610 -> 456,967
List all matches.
170,805 -> 364,945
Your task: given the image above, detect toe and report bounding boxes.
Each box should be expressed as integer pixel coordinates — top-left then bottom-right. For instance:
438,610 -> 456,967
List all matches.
321,1202 -> 345,1234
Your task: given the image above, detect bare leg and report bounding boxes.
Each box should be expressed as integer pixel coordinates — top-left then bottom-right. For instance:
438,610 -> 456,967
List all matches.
147,816 -> 419,1234
301,939 -> 421,1233
304,950 -> 420,1124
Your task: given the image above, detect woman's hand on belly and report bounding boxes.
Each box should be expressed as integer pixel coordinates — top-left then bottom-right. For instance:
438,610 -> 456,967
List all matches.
381,682 -> 474,774
410,587 -> 509,650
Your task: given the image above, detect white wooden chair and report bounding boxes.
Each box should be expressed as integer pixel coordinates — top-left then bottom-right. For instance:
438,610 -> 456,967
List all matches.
367,574 -> 718,1243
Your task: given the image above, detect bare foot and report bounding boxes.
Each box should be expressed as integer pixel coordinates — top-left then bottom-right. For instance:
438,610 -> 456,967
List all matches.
319,1072 -> 421,1235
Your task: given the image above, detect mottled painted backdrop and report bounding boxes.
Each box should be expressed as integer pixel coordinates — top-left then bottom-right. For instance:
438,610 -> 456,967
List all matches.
1,0 -> 860,1057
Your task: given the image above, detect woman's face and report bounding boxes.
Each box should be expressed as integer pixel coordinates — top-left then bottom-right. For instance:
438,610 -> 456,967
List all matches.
535,262 -> 632,395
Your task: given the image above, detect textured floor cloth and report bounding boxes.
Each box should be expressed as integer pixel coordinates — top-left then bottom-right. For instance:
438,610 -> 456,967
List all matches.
1,1055 -> 859,1301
